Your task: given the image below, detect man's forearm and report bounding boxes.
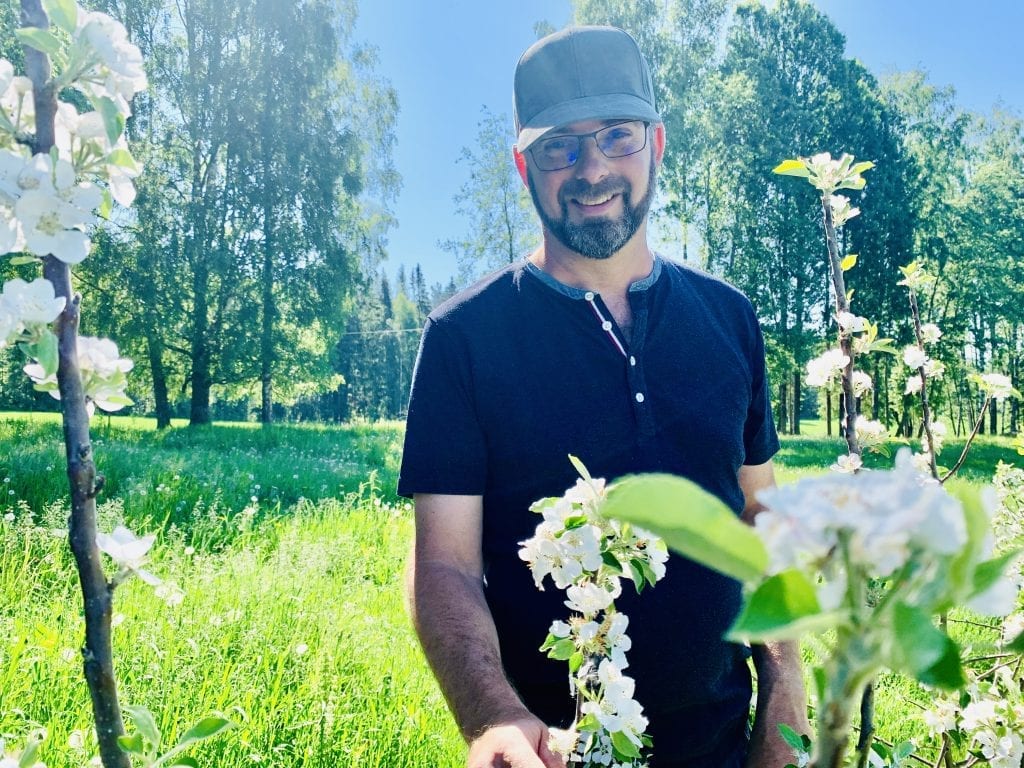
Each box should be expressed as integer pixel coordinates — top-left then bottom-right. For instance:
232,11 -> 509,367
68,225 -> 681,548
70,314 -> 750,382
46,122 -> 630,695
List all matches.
410,559 -> 530,740
747,640 -> 810,768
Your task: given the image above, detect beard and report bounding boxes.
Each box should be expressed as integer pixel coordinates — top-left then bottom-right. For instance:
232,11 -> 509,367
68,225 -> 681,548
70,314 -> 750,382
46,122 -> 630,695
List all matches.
528,156 -> 657,260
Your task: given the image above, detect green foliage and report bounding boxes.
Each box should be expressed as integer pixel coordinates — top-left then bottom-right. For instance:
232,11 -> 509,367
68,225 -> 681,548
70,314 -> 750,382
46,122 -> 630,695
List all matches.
602,472 -> 767,583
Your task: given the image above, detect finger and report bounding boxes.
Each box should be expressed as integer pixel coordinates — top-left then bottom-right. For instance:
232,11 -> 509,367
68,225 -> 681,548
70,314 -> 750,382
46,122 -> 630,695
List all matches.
535,733 -> 566,768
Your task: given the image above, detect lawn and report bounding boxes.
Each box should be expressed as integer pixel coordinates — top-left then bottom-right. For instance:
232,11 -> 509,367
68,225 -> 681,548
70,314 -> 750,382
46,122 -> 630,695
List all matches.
0,412 -> 1020,767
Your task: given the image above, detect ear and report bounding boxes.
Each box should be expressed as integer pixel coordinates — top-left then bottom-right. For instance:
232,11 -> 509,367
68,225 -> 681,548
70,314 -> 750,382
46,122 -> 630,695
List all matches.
513,146 -> 529,186
652,123 -> 666,167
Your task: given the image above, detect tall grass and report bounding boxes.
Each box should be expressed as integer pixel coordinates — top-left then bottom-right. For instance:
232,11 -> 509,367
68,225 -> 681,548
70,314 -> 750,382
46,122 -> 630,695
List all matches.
1,413 -> 460,767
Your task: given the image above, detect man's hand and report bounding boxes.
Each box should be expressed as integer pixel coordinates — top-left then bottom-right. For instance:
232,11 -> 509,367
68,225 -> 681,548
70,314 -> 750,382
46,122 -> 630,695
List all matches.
467,715 -> 566,768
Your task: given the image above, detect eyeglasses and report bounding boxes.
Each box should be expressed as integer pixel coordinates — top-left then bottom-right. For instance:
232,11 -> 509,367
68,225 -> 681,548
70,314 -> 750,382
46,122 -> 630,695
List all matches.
529,120 -> 650,171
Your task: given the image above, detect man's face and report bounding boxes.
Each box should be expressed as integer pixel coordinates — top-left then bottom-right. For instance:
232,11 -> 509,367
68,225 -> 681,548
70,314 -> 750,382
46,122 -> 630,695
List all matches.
524,118 -> 658,260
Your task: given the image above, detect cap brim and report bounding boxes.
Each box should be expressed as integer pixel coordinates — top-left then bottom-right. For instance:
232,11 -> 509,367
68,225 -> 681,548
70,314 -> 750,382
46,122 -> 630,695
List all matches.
516,94 -> 661,152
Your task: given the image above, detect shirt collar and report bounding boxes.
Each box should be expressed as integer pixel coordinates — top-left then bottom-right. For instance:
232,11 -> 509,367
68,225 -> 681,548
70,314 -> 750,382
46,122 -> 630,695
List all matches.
524,255 -> 663,299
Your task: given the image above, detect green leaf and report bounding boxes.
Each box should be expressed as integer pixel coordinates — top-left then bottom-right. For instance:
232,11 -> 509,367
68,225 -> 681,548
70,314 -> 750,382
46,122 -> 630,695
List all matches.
1006,629 -> 1024,653
812,667 -> 827,706
568,454 -> 592,483
169,759 -> 199,768
42,0 -> 77,32
15,27 -> 62,57
99,188 -> 113,220
545,637 -> 575,661
610,730 -> 642,760
576,713 -> 600,732
601,550 -> 623,574
971,552 -> 1020,600
627,558 -> 646,594
36,328 -> 59,377
837,177 -> 867,191
106,148 -> 140,171
917,634 -> 965,690
772,159 -> 811,178
117,733 -> 145,755
948,484 -> 991,599
561,515 -> 588,530
17,740 -> 39,768
727,570 -> 841,643
569,651 -> 584,674
889,603 -> 949,679
90,95 -> 126,144
177,716 -> 233,746
850,161 -> 875,175
8,255 -> 40,265
840,254 -> 858,271
777,723 -> 808,752
539,633 -> 557,652
124,704 -> 162,750
602,474 -> 767,584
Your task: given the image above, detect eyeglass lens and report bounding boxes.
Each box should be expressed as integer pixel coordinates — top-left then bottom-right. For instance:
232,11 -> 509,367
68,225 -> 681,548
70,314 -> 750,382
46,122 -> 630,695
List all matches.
532,121 -> 648,171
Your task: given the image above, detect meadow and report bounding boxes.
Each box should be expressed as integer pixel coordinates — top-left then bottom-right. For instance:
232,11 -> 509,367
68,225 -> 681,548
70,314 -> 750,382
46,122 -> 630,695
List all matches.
0,412 -> 1020,767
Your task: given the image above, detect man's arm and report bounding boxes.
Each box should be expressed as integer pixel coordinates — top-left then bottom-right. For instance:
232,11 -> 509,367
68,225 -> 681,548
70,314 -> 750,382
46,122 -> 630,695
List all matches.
738,462 -> 811,768
408,492 -> 564,768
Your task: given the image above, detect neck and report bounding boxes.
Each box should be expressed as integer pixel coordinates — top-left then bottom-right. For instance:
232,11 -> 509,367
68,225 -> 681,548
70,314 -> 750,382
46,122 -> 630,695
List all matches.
529,225 -> 654,297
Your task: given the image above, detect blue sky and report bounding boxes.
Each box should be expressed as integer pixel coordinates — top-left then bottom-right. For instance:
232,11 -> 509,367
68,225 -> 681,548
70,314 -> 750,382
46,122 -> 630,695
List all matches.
354,1 -> 1024,289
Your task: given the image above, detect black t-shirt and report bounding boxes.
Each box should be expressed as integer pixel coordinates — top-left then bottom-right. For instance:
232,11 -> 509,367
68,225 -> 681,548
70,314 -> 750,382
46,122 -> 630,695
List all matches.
399,257 -> 779,766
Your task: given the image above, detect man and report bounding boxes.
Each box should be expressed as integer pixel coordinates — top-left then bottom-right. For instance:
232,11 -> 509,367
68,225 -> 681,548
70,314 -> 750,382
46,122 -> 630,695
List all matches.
399,25 -> 808,768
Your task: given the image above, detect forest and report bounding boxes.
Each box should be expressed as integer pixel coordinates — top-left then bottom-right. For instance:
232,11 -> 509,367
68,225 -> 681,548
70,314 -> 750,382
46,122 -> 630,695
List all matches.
0,0 -> 1020,440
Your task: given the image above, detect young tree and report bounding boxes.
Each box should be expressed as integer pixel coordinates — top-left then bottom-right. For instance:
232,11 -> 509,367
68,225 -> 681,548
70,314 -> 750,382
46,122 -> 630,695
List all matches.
440,107 -> 537,284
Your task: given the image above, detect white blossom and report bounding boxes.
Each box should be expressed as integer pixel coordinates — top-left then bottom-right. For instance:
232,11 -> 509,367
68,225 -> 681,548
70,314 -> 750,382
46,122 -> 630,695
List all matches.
96,524 -> 160,585
0,277 -> 64,327
922,700 -> 959,736
851,371 -> 873,398
903,345 -> 928,371
905,376 -> 922,396
977,373 -> 1016,402
24,335 -> 133,415
837,311 -> 868,334
920,323 -> 942,344
923,358 -> 945,380
756,449 -> 967,580
830,453 -> 862,474
565,581 -> 619,615
72,11 -> 148,116
855,417 -> 887,449
806,348 -> 849,388
829,194 -> 860,227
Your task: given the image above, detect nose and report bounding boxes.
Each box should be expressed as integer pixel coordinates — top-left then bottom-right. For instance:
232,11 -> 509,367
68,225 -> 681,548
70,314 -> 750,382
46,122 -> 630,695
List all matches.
572,135 -> 610,183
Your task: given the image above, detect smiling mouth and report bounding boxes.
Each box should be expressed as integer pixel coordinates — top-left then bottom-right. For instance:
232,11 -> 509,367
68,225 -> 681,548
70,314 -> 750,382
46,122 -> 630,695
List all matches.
571,192 -> 618,207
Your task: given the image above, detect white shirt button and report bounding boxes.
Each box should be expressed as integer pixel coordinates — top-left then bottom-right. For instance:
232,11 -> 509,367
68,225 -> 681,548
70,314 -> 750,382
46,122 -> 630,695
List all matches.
601,320 -> 613,331
584,291 -> 595,301
629,356 -> 636,366
635,392 -> 645,403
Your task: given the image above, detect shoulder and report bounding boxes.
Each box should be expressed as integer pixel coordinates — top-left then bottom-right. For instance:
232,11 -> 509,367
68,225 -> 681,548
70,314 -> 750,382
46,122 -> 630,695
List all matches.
428,262 -> 531,329
659,258 -> 758,323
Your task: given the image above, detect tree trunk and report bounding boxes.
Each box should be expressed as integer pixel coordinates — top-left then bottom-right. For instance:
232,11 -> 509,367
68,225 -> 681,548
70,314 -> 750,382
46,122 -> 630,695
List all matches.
826,391 -> 833,437
778,380 -> 788,435
189,251 -> 211,425
792,369 -> 801,435
146,329 -> 171,429
260,196 -> 275,424
23,3 -> 131,765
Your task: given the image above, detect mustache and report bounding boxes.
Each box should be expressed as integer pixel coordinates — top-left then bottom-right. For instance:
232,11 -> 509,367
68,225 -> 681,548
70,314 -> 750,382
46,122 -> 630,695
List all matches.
559,176 -> 629,202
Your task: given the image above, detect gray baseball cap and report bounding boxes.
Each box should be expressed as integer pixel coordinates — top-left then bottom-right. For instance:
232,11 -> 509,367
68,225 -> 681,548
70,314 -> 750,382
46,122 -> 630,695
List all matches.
513,26 -> 661,153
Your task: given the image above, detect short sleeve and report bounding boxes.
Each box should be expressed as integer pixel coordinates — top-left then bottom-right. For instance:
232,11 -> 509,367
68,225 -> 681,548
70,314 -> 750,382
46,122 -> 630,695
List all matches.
742,316 -> 780,466
397,318 -> 488,497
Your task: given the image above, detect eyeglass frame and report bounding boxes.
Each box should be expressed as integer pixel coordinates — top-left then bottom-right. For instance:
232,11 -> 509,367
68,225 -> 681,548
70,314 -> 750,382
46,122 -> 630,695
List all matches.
527,120 -> 652,172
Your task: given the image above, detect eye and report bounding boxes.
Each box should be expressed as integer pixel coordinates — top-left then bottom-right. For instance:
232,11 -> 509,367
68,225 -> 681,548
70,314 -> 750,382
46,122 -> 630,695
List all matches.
540,137 -> 575,154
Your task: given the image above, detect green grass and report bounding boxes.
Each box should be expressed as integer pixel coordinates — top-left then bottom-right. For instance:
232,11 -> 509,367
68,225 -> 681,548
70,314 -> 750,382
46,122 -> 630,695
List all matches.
1,413 -> 460,768
0,412 -> 1019,766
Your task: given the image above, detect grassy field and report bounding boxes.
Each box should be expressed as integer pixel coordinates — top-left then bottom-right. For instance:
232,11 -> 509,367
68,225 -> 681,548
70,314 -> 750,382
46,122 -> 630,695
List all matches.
0,412 -> 1020,766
